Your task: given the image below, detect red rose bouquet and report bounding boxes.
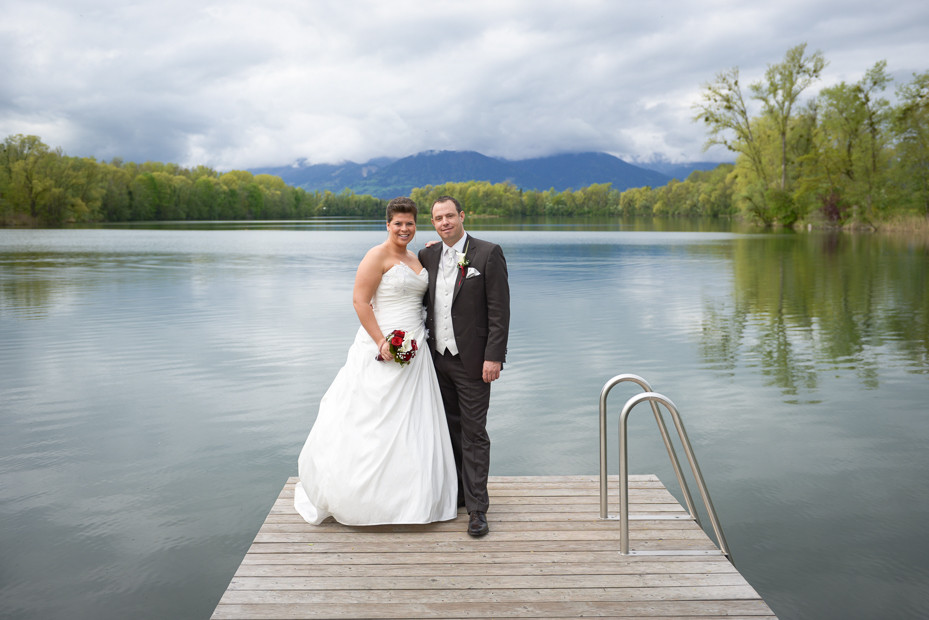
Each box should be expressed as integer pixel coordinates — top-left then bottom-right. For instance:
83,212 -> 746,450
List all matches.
377,329 -> 418,366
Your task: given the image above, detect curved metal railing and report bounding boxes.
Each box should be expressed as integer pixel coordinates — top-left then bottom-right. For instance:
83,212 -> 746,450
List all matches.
598,374 -> 698,521
599,375 -> 731,560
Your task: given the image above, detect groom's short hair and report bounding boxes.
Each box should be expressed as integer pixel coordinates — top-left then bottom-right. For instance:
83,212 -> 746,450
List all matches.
433,195 -> 462,213
386,196 -> 418,222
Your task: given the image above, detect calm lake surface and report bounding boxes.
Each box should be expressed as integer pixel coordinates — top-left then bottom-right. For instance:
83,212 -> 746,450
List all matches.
1,220 -> 928,619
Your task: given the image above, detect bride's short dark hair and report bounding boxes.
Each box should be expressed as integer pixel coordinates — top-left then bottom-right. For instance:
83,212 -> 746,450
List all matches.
386,196 -> 418,222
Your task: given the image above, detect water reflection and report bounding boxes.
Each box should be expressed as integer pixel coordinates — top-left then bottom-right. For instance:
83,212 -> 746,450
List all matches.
698,233 -> 929,398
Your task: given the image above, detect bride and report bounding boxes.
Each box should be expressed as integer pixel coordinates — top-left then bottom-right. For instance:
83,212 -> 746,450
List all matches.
294,197 -> 458,525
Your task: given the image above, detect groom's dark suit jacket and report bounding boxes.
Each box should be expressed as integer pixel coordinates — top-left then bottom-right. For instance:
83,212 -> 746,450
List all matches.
420,235 -> 510,379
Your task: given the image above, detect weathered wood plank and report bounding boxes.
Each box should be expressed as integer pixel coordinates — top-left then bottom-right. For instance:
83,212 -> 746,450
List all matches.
251,527 -> 711,543
237,551 -> 730,566
213,599 -> 775,619
276,482 -> 669,495
231,559 -> 739,577
218,584 -> 762,604
269,498 -> 685,514
226,573 -> 750,591
481,502 -> 686,512
283,475 -> 662,484
271,496 -> 683,510
244,539 -> 719,554
276,486 -> 674,498
275,486 -> 680,498
256,519 -> 700,533
264,507 -> 687,522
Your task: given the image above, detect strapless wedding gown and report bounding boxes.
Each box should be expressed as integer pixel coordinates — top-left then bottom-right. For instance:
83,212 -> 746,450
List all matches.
294,263 -> 458,525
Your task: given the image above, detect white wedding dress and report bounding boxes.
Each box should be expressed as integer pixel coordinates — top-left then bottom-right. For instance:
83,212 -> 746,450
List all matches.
294,263 -> 458,525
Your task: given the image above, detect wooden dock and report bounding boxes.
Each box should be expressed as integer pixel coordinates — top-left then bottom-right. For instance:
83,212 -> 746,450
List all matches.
212,475 -> 776,618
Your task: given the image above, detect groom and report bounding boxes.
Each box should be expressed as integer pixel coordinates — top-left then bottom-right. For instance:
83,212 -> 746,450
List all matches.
420,196 -> 510,537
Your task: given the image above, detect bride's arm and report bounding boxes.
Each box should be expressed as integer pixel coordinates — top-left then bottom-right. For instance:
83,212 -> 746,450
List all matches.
353,248 -> 391,360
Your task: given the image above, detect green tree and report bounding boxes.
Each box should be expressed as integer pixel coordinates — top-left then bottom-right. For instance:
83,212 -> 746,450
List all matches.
693,66 -> 776,223
891,71 -> 929,217
695,44 -> 827,226
2,135 -> 54,221
750,43 -> 827,191
694,67 -> 770,188
99,163 -> 132,221
129,172 -> 159,220
219,170 -> 257,218
618,186 -> 655,216
692,165 -> 737,217
815,61 -> 891,223
53,155 -> 106,222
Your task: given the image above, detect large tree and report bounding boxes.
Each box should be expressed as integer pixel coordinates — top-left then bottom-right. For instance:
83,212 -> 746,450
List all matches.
694,66 -> 769,188
750,43 -> 827,191
891,71 -> 929,217
695,44 -> 827,225
1,135 -> 52,220
816,61 -> 891,222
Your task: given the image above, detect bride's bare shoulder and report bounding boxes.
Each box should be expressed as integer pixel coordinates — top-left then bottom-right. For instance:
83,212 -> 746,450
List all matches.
361,243 -> 408,276
357,244 -> 386,268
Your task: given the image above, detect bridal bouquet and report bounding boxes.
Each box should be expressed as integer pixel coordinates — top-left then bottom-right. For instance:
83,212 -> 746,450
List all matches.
377,329 -> 418,366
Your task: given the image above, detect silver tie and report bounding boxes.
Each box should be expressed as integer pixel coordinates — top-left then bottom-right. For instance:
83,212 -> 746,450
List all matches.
444,247 -> 457,282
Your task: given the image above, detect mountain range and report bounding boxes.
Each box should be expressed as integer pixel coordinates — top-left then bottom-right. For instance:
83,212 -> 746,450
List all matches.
250,150 -> 726,199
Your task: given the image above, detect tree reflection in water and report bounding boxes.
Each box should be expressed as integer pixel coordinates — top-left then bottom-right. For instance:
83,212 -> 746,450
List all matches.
700,232 -> 928,398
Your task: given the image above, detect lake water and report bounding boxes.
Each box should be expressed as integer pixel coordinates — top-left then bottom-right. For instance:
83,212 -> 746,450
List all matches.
1,220 -> 928,619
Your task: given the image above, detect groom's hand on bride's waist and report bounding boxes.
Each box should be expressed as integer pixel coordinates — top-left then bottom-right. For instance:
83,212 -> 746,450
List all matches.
482,361 -> 502,383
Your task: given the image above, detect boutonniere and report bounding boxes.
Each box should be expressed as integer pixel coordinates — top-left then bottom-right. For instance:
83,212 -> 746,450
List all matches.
456,239 -> 470,279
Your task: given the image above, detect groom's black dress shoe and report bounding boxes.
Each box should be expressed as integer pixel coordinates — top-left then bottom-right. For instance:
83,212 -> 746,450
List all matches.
468,511 -> 489,537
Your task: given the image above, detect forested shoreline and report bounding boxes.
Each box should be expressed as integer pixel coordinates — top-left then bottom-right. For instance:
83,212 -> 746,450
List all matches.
2,44 -> 926,230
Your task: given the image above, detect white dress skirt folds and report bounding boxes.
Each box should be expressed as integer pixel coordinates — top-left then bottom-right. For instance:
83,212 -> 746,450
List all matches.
295,263 -> 458,525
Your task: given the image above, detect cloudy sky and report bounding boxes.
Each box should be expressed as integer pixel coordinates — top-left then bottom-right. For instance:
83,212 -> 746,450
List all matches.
2,0 -> 927,170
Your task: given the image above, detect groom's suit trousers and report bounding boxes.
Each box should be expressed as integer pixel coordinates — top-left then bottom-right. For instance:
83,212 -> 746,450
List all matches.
432,348 -> 492,513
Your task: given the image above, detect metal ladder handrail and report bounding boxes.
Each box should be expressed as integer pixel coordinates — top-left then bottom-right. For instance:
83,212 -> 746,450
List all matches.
599,375 -> 731,560
599,374 -> 698,522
